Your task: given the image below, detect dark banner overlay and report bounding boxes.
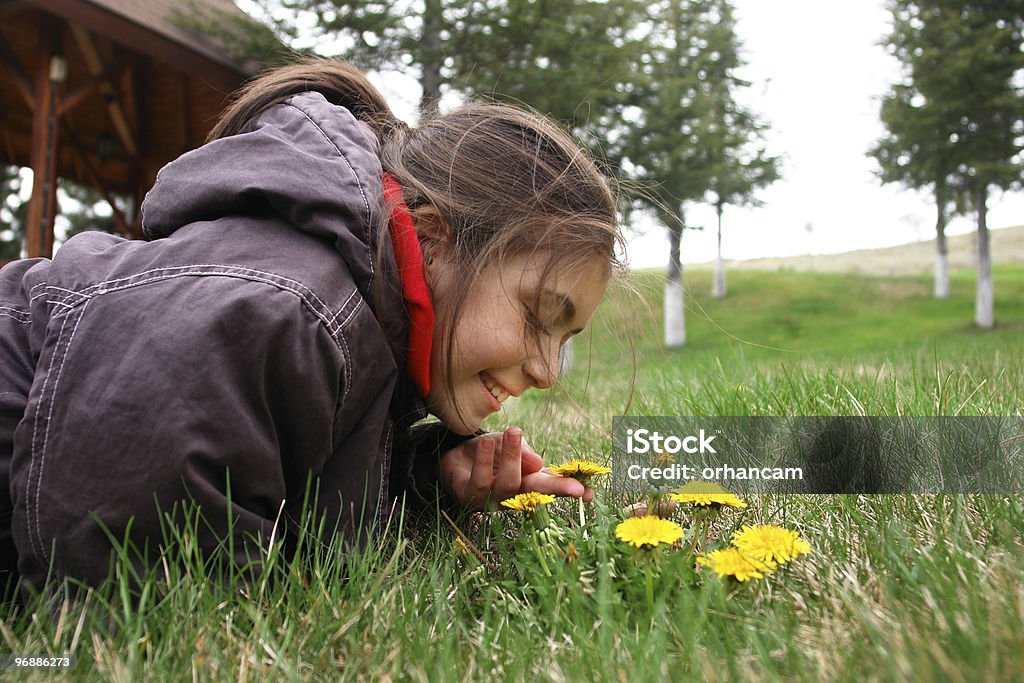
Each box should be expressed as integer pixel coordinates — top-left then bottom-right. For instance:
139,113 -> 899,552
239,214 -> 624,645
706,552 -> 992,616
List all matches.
612,416 -> 1024,495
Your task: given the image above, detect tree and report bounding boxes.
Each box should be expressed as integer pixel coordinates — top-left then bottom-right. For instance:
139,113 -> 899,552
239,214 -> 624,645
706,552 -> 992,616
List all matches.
870,81 -> 965,298
880,1 -> 1024,327
615,0 -> 716,347
698,0 -> 779,298
1,166 -> 27,261
449,0 -> 645,132
272,0 -> 646,125
617,0 -> 776,343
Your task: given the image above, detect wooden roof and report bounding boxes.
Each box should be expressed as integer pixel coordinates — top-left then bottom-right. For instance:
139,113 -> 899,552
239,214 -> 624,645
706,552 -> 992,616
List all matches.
24,0 -> 261,87
0,0 -> 271,255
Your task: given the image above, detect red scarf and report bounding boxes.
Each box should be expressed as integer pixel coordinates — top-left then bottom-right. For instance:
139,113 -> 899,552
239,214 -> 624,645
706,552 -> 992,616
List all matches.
382,173 -> 434,397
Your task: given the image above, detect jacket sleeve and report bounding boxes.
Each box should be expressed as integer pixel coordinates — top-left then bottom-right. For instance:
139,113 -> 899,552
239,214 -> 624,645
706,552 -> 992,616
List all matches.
0,258 -> 47,580
10,272 -> 346,589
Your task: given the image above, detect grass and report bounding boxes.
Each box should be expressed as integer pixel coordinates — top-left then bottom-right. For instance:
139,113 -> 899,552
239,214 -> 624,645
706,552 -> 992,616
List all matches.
2,262 -> 1023,682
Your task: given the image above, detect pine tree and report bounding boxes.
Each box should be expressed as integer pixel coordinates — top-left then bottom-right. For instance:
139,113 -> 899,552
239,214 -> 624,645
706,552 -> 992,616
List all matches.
878,1 -> 1024,326
698,0 -> 778,299
617,0 -> 714,347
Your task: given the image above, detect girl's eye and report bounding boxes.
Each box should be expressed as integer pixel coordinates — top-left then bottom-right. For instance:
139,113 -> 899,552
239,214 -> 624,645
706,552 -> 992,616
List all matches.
524,307 -> 551,335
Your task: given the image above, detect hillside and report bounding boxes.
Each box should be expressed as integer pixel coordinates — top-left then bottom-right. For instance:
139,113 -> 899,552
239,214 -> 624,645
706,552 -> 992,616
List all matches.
712,224 -> 1024,276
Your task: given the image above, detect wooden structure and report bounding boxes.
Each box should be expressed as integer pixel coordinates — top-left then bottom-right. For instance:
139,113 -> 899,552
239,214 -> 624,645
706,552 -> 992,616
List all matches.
0,0 -> 262,257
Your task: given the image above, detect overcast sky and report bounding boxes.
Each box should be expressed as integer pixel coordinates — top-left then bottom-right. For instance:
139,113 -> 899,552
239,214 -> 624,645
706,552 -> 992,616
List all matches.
626,0 -> 1024,267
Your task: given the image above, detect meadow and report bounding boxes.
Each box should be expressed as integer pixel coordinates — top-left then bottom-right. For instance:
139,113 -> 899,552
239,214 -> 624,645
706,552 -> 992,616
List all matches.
2,256 -> 1022,682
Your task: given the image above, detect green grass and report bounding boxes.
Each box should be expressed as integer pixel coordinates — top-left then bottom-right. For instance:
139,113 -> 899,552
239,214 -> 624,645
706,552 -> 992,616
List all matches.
2,265 -> 1023,682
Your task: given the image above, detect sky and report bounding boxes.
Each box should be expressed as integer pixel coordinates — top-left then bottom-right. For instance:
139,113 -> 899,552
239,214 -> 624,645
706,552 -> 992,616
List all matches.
625,0 -> 1024,268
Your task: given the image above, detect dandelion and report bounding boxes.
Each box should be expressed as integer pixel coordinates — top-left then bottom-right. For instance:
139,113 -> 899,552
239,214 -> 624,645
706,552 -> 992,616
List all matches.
452,537 -> 470,556
548,459 -> 610,532
548,459 -> 612,479
731,524 -> 811,565
670,480 -> 747,509
500,492 -> 555,512
697,548 -> 776,582
615,515 -> 684,549
616,515 -> 684,610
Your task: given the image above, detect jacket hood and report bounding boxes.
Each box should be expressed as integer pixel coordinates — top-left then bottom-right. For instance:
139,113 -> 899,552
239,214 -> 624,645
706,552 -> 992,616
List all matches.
141,92 -> 384,296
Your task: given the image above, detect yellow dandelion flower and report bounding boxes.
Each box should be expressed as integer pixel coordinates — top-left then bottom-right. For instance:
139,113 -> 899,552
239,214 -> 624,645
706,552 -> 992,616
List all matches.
697,548 -> 776,582
669,480 -> 746,508
452,537 -> 470,556
669,492 -> 748,508
500,492 -> 556,512
731,524 -> 811,565
614,515 -> 684,549
548,459 -> 612,478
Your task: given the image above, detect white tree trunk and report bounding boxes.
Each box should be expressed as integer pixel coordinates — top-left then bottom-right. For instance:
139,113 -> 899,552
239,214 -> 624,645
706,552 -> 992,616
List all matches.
665,223 -> 685,347
558,338 -> 574,375
934,191 -> 949,299
934,249 -> 949,299
664,277 -> 685,347
975,184 -> 993,329
712,203 -> 726,298
712,255 -> 726,299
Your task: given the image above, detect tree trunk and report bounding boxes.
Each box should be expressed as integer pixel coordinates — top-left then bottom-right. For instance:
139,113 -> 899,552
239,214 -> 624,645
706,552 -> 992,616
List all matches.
934,186 -> 949,299
712,199 -> 726,298
974,183 -> 993,329
419,0 -> 444,116
558,338 -> 574,375
665,214 -> 685,348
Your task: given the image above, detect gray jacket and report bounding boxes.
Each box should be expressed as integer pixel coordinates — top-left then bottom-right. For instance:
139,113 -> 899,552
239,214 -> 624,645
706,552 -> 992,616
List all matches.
0,92 -> 435,589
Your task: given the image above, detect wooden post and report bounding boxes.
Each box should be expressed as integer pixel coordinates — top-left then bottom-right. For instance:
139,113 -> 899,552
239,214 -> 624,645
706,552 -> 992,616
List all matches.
25,19 -> 64,258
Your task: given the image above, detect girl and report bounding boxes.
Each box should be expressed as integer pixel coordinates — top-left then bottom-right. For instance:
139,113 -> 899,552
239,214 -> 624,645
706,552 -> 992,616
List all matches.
0,58 -> 623,591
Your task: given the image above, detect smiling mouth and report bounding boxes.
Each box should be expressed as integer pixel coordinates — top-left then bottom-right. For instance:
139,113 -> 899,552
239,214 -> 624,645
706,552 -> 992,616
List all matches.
480,373 -> 511,407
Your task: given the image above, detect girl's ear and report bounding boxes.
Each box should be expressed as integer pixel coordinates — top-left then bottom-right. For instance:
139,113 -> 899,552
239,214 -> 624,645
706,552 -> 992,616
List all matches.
410,205 -> 453,245
411,205 -> 454,291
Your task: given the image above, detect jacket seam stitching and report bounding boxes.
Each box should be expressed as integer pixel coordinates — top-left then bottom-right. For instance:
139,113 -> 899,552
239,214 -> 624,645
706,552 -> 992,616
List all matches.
282,101 -> 375,291
31,266 -> 355,400
0,307 -> 31,323
27,303 -> 87,564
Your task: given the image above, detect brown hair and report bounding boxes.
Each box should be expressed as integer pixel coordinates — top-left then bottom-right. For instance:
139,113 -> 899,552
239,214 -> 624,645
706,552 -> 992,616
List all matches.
210,57 -> 625,422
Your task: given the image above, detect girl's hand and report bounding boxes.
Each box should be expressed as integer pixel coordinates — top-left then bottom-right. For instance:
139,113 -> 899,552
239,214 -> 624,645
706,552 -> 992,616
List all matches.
439,427 -> 595,510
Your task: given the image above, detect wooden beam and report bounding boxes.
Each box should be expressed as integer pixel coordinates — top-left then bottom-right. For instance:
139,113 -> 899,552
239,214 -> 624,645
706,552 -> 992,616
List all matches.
69,23 -> 138,158
25,17 -> 61,258
57,67 -> 114,116
1,128 -> 16,165
70,146 -> 131,238
0,31 -> 35,110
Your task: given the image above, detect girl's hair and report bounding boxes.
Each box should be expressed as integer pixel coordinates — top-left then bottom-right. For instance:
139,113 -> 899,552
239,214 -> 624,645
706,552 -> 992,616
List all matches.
210,57 -> 625,421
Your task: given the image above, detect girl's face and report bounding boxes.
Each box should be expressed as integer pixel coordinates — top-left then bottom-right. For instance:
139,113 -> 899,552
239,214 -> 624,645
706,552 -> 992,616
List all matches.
425,253 -> 609,435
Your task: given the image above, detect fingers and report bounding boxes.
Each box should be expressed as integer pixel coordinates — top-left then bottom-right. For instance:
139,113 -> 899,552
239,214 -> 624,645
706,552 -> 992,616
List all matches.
492,428 -> 523,500
520,448 -> 544,475
521,471 -> 595,502
468,436 -> 496,504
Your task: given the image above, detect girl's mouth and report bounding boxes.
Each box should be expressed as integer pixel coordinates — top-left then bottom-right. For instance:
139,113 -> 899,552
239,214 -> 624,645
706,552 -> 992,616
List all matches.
480,372 -> 510,411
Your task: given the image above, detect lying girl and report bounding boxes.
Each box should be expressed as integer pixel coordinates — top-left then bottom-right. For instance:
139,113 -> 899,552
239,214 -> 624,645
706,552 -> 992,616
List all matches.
0,57 -> 623,591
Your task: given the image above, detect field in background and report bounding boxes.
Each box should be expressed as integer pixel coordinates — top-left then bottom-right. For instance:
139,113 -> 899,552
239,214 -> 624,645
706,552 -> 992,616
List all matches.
714,224 -> 1024,276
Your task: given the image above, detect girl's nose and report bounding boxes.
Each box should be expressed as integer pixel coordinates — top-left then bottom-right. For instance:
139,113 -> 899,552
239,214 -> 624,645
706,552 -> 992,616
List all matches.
524,347 -> 559,389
